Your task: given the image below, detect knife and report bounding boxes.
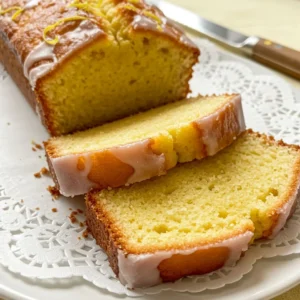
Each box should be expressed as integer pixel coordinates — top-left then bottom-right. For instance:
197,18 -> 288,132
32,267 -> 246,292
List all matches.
148,0 -> 300,80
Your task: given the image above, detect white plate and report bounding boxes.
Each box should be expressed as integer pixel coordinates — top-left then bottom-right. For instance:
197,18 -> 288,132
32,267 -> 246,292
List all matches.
2,255 -> 300,300
1,45 -> 300,300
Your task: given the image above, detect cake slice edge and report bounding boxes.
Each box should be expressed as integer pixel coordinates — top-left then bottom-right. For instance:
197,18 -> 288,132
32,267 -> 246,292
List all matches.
45,94 -> 245,197
85,130 -> 300,289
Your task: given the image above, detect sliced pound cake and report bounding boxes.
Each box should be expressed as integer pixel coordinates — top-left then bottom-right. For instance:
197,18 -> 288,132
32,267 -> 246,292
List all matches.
45,94 -> 245,196
86,130 -> 300,288
0,0 -> 199,136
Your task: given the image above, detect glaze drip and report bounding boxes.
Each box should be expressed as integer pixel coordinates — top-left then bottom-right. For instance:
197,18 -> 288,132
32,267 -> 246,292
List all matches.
195,95 -> 245,156
24,0 -> 40,10
111,139 -> 166,184
269,182 -> 300,239
132,10 -> 197,49
117,231 -> 254,288
23,20 -> 103,88
50,139 -> 166,197
23,42 -> 56,87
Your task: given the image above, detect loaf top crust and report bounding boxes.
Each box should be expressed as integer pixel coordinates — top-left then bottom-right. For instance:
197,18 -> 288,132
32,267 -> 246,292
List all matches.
0,0 -> 199,72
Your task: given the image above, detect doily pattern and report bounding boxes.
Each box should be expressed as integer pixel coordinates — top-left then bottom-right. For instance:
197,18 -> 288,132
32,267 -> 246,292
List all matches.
0,38 -> 299,297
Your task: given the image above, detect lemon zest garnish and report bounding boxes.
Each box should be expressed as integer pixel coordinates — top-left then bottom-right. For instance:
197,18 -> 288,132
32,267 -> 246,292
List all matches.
68,0 -> 105,18
127,0 -> 140,4
11,7 -> 24,20
123,3 -> 140,13
43,16 -> 88,45
142,11 -> 163,31
142,11 -> 162,24
0,6 -> 23,19
123,3 -> 163,32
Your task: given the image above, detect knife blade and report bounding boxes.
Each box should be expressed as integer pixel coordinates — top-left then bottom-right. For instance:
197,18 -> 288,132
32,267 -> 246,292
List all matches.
147,0 -> 300,79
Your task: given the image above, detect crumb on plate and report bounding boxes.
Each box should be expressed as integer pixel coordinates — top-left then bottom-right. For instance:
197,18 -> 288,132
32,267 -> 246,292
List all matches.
47,185 -> 60,199
82,229 -> 89,238
34,172 -> 41,178
69,211 -> 78,223
41,167 -> 50,175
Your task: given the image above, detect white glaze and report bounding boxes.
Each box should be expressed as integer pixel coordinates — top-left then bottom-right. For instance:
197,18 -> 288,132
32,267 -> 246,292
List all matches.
23,20 -> 103,88
111,139 -> 165,184
195,95 -> 245,156
28,62 -> 56,88
50,139 -> 166,197
132,13 -> 196,48
234,94 -> 246,131
23,42 -> 56,88
50,152 -> 97,197
59,20 -> 101,46
269,179 -> 300,239
117,231 -> 253,288
24,0 -> 40,9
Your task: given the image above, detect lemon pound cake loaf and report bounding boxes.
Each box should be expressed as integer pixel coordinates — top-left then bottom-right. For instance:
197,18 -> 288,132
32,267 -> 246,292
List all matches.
45,94 -> 245,197
0,0 -> 199,136
86,130 -> 300,288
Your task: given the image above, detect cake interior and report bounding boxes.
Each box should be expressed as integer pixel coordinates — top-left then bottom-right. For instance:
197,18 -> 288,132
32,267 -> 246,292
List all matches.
48,95 -> 232,156
38,0 -> 198,135
90,132 -> 300,253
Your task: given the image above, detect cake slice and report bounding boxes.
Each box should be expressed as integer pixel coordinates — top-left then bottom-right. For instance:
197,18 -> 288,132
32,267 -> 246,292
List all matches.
0,0 -> 199,136
86,130 -> 300,288
45,94 -> 245,197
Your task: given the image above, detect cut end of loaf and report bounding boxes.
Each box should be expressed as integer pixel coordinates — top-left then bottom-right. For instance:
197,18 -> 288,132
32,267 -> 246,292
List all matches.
0,0 -> 198,136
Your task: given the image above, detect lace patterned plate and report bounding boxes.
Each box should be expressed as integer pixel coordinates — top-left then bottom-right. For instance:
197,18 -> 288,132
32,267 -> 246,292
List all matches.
0,38 -> 300,298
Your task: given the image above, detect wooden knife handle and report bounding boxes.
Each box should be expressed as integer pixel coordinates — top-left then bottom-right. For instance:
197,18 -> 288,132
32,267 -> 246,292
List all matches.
252,39 -> 300,79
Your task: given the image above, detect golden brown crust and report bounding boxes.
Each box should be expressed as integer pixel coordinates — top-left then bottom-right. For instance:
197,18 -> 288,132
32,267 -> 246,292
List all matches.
244,129 -> 300,150
86,192 -> 120,276
0,31 -> 35,106
0,26 -> 52,129
44,143 -> 61,191
43,139 -> 56,157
